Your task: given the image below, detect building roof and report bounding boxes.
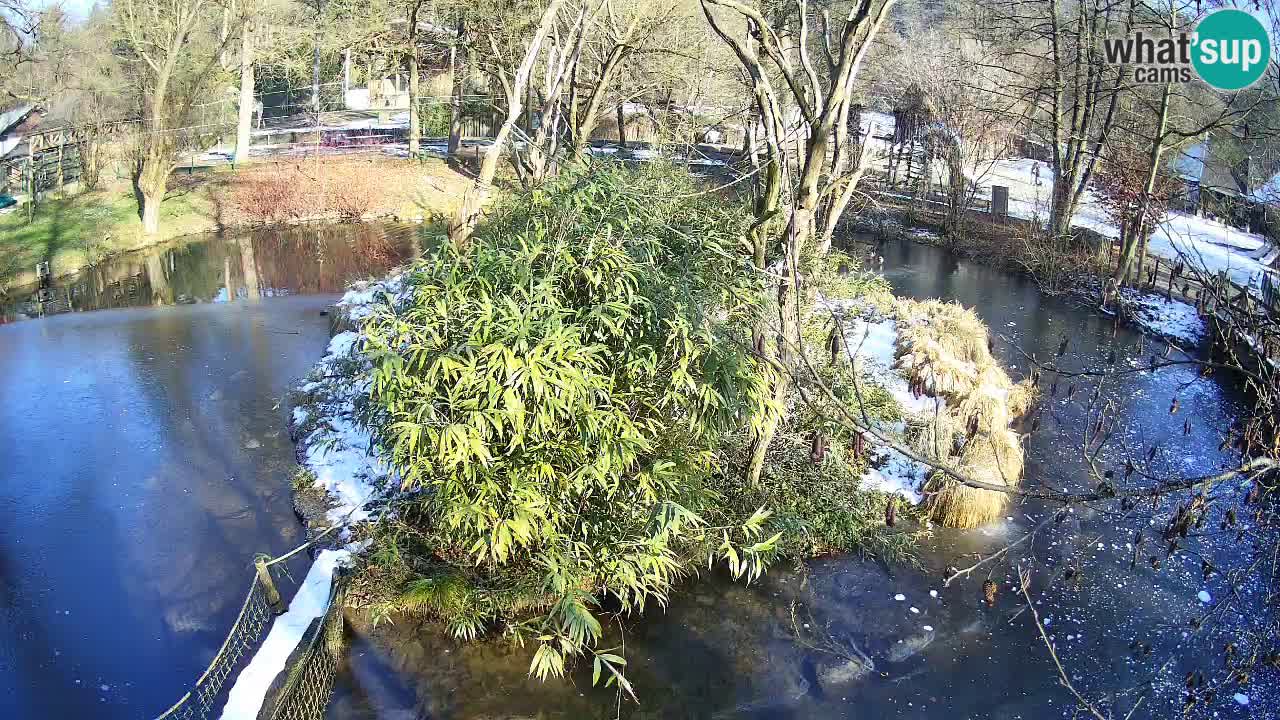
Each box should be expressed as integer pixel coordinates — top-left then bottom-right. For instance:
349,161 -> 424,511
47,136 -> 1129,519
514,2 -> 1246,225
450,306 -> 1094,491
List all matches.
0,104 -> 36,137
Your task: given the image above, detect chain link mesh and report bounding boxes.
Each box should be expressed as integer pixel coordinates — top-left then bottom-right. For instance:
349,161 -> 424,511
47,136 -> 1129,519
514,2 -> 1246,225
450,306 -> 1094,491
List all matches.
155,573 -> 277,720
154,564 -> 348,720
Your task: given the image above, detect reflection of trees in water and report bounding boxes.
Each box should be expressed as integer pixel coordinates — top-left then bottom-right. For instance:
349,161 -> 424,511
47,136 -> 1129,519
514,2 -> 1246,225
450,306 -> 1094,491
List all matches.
5,223 -> 423,319
239,236 -> 260,301
249,223 -> 417,295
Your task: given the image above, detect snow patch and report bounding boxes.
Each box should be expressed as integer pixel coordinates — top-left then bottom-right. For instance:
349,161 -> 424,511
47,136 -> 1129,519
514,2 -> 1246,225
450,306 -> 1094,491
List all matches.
974,158 -> 1277,289
816,298 -> 943,504
218,549 -> 353,720
296,275 -> 410,525
1117,290 -> 1206,346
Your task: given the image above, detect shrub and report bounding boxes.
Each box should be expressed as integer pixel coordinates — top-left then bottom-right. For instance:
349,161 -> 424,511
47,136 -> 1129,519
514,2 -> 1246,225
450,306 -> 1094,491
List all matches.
323,161 -> 381,219
232,165 -> 306,223
417,101 -> 452,138
231,159 -> 396,224
359,164 -> 780,681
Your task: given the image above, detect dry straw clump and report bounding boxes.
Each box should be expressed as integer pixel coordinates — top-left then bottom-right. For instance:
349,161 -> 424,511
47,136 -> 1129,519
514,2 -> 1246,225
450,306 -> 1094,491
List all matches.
893,300 -> 1037,528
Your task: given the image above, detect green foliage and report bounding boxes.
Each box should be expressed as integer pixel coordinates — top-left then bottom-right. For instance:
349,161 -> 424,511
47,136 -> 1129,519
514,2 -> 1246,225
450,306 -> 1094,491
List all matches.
710,435 -> 919,563
290,466 -> 318,491
417,100 -> 452,139
806,247 -> 893,302
360,163 -> 781,680
705,245 -> 916,562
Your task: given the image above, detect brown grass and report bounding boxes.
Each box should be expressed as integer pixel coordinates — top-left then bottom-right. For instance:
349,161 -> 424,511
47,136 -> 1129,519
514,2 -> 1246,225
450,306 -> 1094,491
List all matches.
922,429 -> 1024,529
229,157 -> 470,226
892,298 -> 1035,528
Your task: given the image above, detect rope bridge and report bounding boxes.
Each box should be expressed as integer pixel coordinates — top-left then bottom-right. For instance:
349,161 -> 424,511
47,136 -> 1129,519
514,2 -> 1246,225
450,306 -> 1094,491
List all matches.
153,523 -> 349,720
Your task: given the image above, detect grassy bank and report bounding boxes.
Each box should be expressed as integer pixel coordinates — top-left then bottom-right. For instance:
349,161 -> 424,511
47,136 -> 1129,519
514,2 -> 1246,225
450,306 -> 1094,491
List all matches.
0,156 -> 472,293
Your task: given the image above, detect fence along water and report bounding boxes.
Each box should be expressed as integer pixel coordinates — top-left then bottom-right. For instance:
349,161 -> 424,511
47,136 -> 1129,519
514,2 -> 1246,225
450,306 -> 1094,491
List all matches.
153,527 -> 349,720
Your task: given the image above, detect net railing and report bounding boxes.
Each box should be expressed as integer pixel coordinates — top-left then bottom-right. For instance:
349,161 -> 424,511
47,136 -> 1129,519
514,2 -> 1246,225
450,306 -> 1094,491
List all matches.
153,573 -> 279,720
152,520 -> 350,720
268,573 -> 348,720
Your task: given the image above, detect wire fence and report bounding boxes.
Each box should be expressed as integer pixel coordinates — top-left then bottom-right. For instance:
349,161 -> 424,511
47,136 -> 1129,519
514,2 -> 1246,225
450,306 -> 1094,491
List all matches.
154,574 -> 280,720
153,523 -> 350,720
269,572 -> 348,720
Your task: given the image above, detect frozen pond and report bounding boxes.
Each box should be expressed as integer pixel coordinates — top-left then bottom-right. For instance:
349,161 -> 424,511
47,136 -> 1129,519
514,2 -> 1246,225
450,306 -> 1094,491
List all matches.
0,223 -> 426,718
2,223 -> 1270,719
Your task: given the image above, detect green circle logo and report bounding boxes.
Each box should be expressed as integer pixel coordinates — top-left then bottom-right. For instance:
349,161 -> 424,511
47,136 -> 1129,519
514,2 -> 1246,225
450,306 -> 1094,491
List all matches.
1192,10 -> 1271,91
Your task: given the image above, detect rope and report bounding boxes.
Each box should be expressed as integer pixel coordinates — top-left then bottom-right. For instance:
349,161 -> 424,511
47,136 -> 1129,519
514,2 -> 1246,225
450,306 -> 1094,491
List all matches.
150,505 -> 369,719
263,523 -> 343,567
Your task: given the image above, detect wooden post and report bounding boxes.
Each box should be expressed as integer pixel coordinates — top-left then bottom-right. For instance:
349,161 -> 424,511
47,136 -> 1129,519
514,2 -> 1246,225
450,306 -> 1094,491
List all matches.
255,557 -> 286,614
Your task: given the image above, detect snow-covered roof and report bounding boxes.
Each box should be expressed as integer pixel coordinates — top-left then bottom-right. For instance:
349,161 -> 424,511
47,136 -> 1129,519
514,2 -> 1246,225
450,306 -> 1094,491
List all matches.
0,104 -> 35,138
1168,141 -> 1206,182
1250,170 -> 1280,206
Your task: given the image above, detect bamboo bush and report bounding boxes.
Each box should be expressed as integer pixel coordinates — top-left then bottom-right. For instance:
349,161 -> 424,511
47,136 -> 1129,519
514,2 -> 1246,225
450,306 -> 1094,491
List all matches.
357,164 -> 784,683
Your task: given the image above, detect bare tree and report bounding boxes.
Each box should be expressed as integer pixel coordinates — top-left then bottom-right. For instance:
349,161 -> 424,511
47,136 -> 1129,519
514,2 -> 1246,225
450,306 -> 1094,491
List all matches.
234,1 -> 259,163
447,15 -> 469,159
0,0 -> 38,103
975,0 -> 1132,240
114,0 -> 234,234
446,0 -> 566,248
702,0 -> 898,486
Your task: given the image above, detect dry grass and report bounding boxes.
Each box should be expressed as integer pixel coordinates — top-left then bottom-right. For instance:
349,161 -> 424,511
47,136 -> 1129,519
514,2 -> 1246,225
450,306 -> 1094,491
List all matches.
228,156 -> 471,226
910,411 -> 962,462
892,298 -> 1034,528
1007,377 -> 1039,418
894,301 -> 991,397
922,429 -> 1024,529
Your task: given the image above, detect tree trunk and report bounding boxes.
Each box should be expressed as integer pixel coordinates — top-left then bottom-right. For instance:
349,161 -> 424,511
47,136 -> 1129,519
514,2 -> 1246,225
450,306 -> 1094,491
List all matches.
448,22 -> 466,160
569,42 -> 629,158
1112,82 -> 1171,285
235,18 -> 255,165
311,1 -> 324,117
407,0 -> 423,158
141,187 -> 162,235
408,54 -> 420,157
135,138 -> 172,236
446,0 -> 564,250
616,101 -> 626,147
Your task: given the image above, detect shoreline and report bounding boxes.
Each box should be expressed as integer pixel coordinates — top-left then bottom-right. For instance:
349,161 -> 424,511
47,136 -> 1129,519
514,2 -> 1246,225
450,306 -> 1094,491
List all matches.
847,208 -> 1214,350
0,156 -> 471,297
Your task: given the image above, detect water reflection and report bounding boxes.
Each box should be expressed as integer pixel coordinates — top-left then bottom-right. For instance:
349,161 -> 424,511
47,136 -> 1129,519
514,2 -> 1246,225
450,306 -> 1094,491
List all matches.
1,223 -> 429,323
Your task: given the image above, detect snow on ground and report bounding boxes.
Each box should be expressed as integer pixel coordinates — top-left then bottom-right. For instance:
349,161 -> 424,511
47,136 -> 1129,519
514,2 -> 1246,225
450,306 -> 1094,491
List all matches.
218,549 -> 353,720
1148,213 -> 1273,287
297,332 -> 385,525
1115,289 -> 1207,347
975,158 -> 1276,289
818,298 -> 940,504
336,275 -> 407,321
219,276 -> 414,719
296,276 -> 410,525
973,158 -> 1117,239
